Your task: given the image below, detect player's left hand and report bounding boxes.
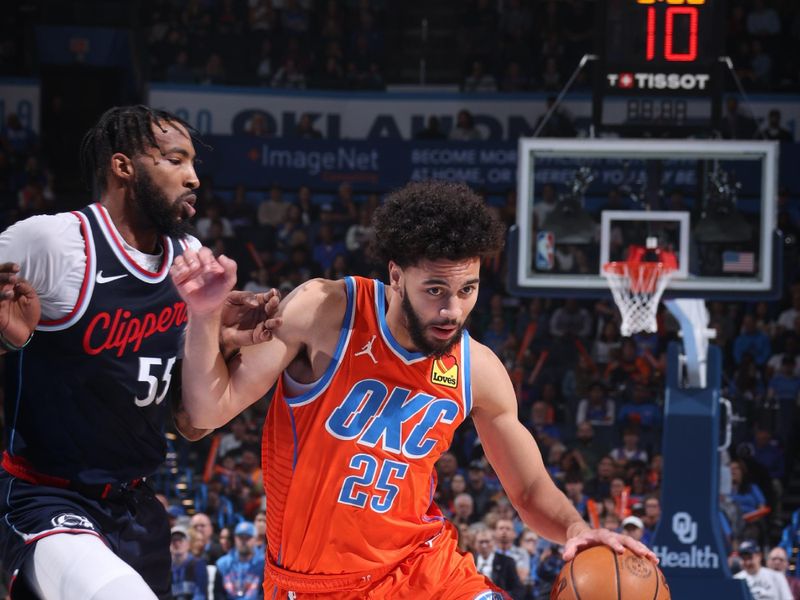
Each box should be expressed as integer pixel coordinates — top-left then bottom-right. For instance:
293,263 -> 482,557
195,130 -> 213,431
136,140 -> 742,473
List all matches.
220,288 -> 282,351
171,248 -> 237,316
562,527 -> 658,564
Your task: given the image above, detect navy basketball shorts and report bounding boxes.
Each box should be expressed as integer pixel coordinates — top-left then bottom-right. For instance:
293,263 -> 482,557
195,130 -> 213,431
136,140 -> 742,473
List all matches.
0,470 -> 171,599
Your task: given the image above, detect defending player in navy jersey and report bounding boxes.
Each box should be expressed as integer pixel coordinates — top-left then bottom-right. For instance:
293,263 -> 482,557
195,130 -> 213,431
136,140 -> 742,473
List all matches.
0,106 -> 279,600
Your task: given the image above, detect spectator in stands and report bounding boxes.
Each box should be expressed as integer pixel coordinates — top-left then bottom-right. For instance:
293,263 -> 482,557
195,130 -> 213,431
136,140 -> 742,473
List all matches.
200,53 -> 227,85
576,381 -> 615,428
593,321 -> 622,370
533,96 -> 577,137
449,109 -> 483,141
585,456 -> 616,501
752,427 -> 785,507
641,496 -> 660,546
467,460 -> 494,519
776,291 -> 800,334
254,511 -> 267,554
621,516 -> 645,543
750,39 -> 773,89
227,185 -> 258,229
564,473 -> 589,520
606,339 -> 653,390
170,524 -> 208,600
415,116 -> 447,140
473,528 -> 525,600
294,113 -> 323,139
735,314 -> 772,366
729,460 -> 768,520
166,49 -> 196,83
217,415 -> 250,459
451,493 -> 478,526
271,57 -> 307,88
345,203 -> 375,256
610,428 -> 648,467
498,61 -> 528,92
282,0 -> 310,35
494,518 -> 530,582
295,185 -> 318,226
766,546 -> 800,599
746,0 -> 781,37
245,113 -> 272,138
720,97 -> 758,139
436,451 -> 461,496
195,201 -> 235,243
0,113 -> 38,164
540,57 -> 564,92
218,526 -> 232,555
312,223 -> 347,272
573,421 -> 608,476
214,521 -> 264,600
191,513 -> 225,564
255,39 -> 274,86
312,56 -> 347,89
549,298 -> 592,340
617,383 -> 663,431
767,356 -> 800,448
463,60 -> 497,92
763,108 -> 794,142
257,184 -> 291,228
535,544 -> 565,599
734,540 -> 793,599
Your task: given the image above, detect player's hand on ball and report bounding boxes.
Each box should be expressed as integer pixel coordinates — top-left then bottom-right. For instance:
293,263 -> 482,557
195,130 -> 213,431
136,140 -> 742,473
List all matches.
220,288 -> 283,350
171,248 -> 237,316
562,527 -> 658,564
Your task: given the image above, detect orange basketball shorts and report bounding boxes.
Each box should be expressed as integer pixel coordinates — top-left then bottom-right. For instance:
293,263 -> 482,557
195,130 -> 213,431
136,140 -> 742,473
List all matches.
263,523 -> 510,600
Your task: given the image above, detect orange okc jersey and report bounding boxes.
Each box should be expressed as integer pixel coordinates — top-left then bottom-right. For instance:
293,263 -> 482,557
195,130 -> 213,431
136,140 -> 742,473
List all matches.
264,276 -> 472,577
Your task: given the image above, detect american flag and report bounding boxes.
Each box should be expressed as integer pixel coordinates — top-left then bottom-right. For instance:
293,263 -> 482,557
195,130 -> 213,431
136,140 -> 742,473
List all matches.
722,251 -> 755,273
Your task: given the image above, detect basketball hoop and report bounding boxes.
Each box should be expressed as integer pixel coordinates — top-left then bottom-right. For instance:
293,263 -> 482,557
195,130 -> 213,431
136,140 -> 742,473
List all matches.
603,243 -> 677,337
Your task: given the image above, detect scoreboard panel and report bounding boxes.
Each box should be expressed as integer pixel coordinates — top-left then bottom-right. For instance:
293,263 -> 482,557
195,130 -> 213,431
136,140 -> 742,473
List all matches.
593,0 -> 726,134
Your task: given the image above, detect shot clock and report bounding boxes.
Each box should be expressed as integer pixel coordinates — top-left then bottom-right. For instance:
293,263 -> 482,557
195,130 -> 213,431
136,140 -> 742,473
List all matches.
592,0 -> 725,134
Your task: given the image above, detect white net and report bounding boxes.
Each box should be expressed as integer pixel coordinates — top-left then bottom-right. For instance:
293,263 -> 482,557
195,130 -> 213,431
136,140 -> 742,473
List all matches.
602,262 -> 675,337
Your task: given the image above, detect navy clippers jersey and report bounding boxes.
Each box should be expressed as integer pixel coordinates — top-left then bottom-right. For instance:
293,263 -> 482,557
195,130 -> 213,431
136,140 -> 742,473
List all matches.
5,204 -> 188,485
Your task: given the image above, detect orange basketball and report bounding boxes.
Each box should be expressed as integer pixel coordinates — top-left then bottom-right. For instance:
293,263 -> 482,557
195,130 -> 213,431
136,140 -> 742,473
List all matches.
550,546 -> 670,600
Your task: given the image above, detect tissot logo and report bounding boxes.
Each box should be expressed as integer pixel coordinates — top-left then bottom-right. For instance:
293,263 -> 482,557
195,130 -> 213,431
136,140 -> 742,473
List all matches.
607,72 -> 710,91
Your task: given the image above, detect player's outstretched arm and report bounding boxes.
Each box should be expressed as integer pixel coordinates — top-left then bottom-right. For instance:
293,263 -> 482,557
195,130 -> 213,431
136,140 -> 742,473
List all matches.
469,342 -> 658,563
0,262 -> 40,355
172,248 -> 331,429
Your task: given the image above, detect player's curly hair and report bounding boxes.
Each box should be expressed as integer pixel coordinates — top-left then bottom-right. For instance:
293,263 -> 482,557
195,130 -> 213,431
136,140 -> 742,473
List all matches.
370,181 -> 506,267
79,105 -> 198,194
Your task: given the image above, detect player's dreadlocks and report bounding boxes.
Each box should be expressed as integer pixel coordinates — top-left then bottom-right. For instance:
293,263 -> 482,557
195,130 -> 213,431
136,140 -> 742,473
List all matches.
79,105 -> 198,195
370,181 -> 506,268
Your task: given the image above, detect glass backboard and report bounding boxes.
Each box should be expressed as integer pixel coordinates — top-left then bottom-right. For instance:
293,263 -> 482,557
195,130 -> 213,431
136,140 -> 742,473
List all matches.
510,138 -> 780,300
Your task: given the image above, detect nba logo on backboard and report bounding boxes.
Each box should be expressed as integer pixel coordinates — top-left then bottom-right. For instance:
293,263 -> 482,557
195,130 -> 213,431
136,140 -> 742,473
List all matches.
536,231 -> 554,271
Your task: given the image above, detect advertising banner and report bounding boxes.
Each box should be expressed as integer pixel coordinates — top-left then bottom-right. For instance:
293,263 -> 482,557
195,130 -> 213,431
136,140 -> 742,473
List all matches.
150,83 -> 800,141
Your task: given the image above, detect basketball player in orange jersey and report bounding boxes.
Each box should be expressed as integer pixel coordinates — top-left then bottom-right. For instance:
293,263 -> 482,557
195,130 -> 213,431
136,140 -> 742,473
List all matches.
172,181 -> 657,599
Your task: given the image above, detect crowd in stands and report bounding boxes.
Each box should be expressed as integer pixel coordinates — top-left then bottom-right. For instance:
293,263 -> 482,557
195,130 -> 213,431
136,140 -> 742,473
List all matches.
3,1 -> 800,94
146,0 -> 388,91
2,103 -> 800,596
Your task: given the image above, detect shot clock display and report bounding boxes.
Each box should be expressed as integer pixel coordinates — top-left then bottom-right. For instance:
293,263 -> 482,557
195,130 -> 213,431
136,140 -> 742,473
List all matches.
593,0 -> 725,133
606,0 -> 717,70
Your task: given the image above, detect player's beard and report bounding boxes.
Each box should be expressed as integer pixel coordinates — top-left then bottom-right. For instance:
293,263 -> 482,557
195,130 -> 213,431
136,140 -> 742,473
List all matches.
401,285 -> 464,358
133,167 -> 194,238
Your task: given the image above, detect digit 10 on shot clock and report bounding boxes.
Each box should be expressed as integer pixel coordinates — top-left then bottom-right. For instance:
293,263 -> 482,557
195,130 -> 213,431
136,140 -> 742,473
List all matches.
593,0 -> 724,133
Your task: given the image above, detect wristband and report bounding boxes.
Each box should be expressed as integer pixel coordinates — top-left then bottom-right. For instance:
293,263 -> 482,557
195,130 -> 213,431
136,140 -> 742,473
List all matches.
0,330 -> 33,352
